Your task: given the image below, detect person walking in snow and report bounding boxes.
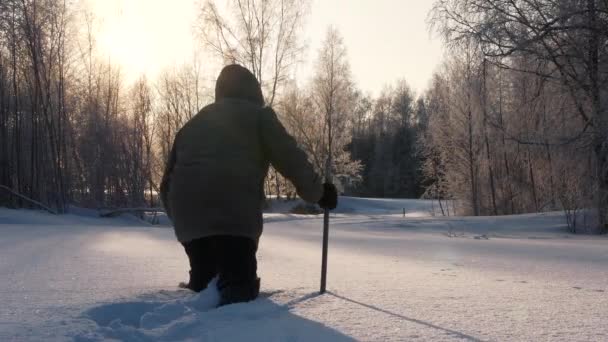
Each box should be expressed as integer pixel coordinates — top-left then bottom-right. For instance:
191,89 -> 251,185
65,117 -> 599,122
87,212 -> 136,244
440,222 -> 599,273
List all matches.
160,64 -> 338,306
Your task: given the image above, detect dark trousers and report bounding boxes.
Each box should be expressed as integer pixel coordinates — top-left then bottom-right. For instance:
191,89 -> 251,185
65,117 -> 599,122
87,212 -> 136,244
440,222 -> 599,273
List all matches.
182,235 -> 259,304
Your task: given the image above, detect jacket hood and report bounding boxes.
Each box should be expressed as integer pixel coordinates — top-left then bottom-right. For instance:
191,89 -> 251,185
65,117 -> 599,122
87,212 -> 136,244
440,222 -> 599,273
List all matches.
215,64 -> 265,106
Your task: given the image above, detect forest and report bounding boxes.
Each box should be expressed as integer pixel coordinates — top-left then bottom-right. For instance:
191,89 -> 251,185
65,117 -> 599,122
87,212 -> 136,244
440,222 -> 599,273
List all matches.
0,0 -> 606,233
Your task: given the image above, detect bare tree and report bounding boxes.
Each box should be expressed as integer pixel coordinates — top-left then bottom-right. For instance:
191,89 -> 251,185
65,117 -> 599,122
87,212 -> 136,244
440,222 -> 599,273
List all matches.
155,63 -> 209,166
0,0 -> 74,211
197,0 -> 309,106
431,0 -> 608,231
125,76 -> 155,207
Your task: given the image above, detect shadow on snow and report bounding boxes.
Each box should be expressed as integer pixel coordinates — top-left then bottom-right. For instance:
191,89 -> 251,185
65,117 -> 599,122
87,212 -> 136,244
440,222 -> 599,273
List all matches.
328,292 -> 486,342
76,288 -> 354,341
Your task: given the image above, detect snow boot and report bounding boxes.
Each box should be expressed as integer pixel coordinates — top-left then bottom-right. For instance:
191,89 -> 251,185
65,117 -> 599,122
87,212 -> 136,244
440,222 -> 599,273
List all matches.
178,270 -> 212,292
217,277 -> 260,307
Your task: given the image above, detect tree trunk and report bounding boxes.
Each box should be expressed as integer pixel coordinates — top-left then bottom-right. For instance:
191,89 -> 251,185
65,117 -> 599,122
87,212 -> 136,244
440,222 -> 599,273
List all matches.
497,66 -> 514,214
588,0 -> 607,232
466,54 -> 479,216
527,148 -> 539,212
0,54 -> 9,205
273,169 -> 281,199
482,59 -> 498,215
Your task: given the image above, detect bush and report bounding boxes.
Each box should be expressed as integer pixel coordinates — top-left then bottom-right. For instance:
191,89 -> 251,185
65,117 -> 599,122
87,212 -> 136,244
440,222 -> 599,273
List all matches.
289,203 -> 323,215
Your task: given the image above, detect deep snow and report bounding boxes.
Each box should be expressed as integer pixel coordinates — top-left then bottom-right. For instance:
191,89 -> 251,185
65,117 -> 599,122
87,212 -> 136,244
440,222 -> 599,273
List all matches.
1,198 -> 607,341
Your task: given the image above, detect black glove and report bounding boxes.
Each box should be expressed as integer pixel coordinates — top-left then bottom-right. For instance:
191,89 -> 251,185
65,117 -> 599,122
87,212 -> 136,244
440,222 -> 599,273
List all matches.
318,183 -> 338,210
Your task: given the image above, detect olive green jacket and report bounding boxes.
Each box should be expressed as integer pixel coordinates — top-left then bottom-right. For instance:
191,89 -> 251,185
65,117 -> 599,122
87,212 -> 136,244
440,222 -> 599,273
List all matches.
160,99 -> 323,243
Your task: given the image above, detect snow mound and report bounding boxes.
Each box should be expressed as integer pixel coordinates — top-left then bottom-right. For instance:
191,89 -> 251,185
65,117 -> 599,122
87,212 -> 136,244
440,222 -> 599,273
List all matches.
75,280 -> 352,342
264,196 -> 439,217
0,207 -> 147,226
335,196 -> 437,216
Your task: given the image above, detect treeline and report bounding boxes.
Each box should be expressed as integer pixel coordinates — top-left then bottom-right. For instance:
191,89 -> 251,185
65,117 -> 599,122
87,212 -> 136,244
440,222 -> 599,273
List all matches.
0,0 -> 424,212
267,48 -> 427,200
349,84 -> 426,198
425,0 -> 608,232
197,0 -> 426,200
0,0 -> 206,211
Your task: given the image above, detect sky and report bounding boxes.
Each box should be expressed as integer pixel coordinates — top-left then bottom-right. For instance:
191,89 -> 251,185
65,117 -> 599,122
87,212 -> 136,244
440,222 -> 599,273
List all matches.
90,0 -> 444,96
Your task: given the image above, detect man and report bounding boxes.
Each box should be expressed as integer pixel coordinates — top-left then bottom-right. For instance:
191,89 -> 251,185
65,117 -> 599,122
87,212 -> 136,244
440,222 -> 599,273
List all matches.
160,64 -> 338,306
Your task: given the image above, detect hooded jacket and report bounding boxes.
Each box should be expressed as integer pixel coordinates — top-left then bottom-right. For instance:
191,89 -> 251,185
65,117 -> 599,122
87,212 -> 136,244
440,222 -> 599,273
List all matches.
160,64 -> 323,243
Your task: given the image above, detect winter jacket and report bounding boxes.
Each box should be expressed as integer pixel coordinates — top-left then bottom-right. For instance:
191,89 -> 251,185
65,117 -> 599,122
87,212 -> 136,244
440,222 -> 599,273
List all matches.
160,65 -> 323,243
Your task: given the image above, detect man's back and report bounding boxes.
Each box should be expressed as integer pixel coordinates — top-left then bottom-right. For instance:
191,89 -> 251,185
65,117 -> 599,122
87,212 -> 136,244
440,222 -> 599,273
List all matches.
175,99 -> 267,198
168,99 -> 268,243
165,97 -> 322,243
178,99 -> 263,167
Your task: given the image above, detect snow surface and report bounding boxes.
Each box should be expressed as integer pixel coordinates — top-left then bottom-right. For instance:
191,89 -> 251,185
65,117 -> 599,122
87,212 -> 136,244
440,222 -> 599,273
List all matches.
1,197 -> 607,341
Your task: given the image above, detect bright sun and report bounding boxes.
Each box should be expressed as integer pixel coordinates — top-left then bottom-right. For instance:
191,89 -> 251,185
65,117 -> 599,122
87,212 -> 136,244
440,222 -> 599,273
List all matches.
89,0 -> 199,82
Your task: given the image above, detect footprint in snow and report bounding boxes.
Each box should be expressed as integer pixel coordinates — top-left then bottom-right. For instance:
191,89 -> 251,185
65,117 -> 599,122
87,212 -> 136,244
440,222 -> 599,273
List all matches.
78,288 -> 353,342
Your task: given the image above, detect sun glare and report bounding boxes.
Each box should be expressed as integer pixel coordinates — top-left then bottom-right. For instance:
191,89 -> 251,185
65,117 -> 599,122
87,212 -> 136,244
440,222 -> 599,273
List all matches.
90,0 -> 198,82
88,0 -> 442,93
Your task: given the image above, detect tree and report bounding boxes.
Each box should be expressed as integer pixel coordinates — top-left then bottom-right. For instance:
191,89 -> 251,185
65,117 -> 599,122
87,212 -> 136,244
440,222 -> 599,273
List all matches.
431,0 -> 608,230
421,48 -> 485,216
125,76 -> 156,207
0,0 -> 74,211
197,0 -> 312,200
155,63 -> 209,167
197,0 -> 309,106
310,27 -> 362,189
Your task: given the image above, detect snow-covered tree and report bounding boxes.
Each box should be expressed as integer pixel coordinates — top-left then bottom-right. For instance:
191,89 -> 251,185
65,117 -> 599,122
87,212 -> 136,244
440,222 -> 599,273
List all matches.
310,27 -> 362,189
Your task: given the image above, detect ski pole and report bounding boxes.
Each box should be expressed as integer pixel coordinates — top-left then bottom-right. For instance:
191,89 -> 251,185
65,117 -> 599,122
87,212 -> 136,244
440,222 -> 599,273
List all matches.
320,206 -> 329,293
321,97 -> 333,294
320,143 -> 332,293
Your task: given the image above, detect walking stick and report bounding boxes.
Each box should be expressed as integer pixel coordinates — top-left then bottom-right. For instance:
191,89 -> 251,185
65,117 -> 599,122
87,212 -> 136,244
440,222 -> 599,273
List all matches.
320,113 -> 333,294
320,204 -> 330,293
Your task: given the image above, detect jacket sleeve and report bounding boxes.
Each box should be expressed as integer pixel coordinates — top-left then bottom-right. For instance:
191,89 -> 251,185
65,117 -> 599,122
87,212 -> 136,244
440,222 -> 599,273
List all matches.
160,132 -> 179,219
260,107 -> 323,203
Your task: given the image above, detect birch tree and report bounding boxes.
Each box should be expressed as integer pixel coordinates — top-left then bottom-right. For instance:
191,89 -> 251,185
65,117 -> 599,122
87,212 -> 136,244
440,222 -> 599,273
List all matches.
309,28 -> 362,189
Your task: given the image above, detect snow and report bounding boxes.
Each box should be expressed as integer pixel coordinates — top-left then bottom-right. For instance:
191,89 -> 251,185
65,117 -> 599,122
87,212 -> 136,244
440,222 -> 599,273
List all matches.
1,198 -> 607,341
